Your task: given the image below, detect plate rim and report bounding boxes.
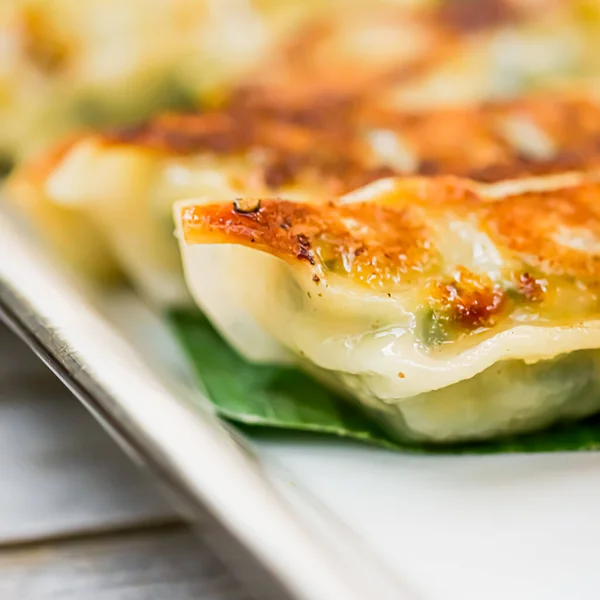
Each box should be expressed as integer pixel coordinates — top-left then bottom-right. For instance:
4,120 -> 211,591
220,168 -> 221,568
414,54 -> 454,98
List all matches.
0,212 -> 413,600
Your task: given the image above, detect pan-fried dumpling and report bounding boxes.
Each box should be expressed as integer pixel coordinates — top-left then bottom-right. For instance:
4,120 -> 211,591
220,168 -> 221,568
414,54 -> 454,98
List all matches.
174,96 -> 600,442
176,176 -> 600,443
1,0 -> 468,163
8,92 -> 600,305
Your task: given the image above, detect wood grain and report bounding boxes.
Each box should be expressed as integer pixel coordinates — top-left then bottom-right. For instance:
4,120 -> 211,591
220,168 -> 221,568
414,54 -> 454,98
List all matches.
0,327 -> 177,544
0,323 -> 251,599
0,526 -> 252,600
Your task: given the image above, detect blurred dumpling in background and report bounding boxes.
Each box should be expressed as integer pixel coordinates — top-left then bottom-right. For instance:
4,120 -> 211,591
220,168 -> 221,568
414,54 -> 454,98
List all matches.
4,138 -> 122,282
0,0 -> 197,162
0,0 -> 209,286
234,0 -> 600,111
0,0 -> 429,164
1,0 -> 598,164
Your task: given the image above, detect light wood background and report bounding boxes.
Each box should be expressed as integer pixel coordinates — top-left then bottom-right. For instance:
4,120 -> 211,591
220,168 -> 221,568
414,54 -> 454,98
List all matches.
0,323 -> 251,600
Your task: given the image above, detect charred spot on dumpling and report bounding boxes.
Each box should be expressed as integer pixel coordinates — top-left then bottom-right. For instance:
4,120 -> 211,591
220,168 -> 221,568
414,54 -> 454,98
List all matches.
263,156 -> 304,189
427,267 -> 506,330
295,233 -> 315,264
509,272 -> 548,303
233,198 -> 261,214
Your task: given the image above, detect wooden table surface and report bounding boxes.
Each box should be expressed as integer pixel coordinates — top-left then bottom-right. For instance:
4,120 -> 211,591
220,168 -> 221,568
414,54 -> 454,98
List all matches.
0,323 -> 252,600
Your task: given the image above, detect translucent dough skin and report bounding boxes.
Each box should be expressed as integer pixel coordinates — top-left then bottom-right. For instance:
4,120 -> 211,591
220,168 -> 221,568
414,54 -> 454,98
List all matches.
344,351 -> 600,443
3,139 -> 121,283
176,176 -> 600,443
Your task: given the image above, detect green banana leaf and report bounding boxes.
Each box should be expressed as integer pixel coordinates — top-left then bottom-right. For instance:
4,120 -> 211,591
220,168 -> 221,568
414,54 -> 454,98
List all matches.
168,309 -> 600,454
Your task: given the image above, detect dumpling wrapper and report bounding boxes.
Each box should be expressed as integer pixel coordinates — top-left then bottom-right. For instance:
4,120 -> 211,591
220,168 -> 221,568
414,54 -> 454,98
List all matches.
175,174 -> 600,443
3,139 -> 121,282
8,91 -> 600,305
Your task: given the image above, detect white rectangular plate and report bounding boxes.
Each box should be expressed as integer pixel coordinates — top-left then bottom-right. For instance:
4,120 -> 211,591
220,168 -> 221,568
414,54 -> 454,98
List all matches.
2,213 -> 600,600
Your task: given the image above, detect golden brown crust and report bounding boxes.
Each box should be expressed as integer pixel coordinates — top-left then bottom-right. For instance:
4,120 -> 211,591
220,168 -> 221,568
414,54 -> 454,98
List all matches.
180,177 -> 600,290
386,96 -> 600,181
236,0 -> 528,103
104,94 -> 600,195
180,198 -> 436,288
483,183 -> 600,279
